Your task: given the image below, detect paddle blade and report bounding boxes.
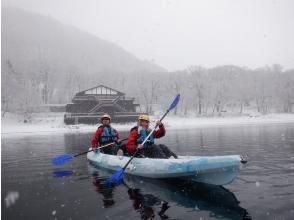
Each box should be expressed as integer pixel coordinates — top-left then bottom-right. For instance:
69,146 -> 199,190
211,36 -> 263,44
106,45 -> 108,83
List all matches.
103,169 -> 124,185
168,94 -> 180,111
51,154 -> 74,166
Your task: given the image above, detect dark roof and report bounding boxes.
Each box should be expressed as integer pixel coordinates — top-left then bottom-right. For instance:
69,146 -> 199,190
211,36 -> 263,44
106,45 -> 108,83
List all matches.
77,85 -> 125,96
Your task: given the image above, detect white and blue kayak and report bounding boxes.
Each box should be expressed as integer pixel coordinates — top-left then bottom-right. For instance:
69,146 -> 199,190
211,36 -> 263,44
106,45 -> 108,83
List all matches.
87,150 -> 244,185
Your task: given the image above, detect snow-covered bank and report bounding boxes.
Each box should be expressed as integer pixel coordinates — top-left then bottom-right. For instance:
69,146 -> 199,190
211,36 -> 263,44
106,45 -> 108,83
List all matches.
2,113 -> 294,137
164,114 -> 294,129
1,113 -> 133,137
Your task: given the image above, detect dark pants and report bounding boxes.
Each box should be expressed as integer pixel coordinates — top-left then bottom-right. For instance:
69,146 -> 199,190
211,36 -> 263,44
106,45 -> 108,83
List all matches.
141,144 -> 177,159
100,144 -> 116,155
117,144 -> 127,154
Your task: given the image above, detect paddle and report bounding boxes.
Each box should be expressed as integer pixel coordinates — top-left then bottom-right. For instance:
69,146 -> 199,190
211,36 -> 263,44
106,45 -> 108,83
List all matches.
52,138 -> 127,166
104,94 -> 181,185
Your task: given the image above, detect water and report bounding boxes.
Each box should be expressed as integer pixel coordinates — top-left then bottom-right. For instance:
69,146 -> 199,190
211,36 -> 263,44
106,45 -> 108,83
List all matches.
2,123 -> 294,219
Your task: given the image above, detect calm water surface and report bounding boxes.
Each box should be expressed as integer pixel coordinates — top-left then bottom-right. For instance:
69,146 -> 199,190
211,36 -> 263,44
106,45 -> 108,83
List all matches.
2,123 -> 294,219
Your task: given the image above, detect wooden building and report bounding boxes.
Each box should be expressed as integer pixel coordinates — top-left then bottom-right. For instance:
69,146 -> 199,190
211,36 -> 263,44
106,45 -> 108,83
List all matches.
64,85 -> 142,124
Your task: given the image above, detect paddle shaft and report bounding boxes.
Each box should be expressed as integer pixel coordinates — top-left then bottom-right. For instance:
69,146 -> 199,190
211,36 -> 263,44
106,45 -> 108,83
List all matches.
122,110 -> 169,171
74,138 -> 128,157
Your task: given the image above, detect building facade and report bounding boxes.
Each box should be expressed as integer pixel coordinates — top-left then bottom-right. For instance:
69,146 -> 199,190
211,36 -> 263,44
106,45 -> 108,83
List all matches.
64,85 -> 142,124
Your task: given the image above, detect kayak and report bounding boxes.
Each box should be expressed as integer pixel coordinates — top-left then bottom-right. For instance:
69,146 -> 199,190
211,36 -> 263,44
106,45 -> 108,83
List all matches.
87,150 -> 243,185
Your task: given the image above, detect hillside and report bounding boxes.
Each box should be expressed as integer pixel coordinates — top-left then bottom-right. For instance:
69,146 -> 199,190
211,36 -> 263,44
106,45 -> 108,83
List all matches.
1,7 -> 166,109
2,7 -> 165,75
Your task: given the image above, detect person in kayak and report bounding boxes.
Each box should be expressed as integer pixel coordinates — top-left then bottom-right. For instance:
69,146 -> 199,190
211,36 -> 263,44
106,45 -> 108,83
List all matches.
126,114 -> 177,159
91,114 -> 121,154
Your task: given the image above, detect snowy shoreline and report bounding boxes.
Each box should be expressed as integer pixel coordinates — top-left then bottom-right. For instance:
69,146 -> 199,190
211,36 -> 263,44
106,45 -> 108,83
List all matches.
2,113 -> 294,138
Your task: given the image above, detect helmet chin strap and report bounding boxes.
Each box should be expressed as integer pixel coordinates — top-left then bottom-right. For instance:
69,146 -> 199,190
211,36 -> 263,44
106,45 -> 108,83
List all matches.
138,123 -> 149,130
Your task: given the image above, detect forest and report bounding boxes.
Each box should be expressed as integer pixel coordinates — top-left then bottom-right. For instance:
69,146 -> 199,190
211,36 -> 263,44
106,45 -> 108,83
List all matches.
2,59 -> 293,117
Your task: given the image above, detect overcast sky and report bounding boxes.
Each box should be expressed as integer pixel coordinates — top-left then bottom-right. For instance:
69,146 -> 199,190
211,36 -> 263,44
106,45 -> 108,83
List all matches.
3,0 -> 294,71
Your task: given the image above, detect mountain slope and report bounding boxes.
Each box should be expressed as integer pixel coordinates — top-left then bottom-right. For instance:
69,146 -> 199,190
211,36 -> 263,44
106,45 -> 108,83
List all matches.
1,7 -> 165,76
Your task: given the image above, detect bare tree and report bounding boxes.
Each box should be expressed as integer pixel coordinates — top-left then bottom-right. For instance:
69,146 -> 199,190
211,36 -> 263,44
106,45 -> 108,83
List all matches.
188,66 -> 207,116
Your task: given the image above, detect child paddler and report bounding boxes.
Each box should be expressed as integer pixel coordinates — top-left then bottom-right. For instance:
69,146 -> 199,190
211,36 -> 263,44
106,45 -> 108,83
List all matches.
91,114 -> 121,154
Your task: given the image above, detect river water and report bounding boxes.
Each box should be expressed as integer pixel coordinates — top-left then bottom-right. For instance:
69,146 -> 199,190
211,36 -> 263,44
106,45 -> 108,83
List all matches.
2,123 -> 294,219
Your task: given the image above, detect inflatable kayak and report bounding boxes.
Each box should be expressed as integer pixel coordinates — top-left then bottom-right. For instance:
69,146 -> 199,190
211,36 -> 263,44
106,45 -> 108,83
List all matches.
87,151 -> 243,185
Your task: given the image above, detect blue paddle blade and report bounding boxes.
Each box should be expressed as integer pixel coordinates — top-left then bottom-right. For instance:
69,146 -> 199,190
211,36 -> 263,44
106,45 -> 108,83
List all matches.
168,94 -> 180,111
51,154 -> 74,166
103,168 -> 124,185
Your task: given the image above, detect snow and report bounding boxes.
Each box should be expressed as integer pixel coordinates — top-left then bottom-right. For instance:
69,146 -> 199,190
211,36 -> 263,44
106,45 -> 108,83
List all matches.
163,113 -> 294,129
2,112 -> 294,137
5,191 -> 19,208
1,113 -> 133,137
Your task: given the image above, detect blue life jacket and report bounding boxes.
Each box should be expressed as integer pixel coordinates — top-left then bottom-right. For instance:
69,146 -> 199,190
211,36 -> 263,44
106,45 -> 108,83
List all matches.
99,125 -> 117,145
136,127 -> 154,148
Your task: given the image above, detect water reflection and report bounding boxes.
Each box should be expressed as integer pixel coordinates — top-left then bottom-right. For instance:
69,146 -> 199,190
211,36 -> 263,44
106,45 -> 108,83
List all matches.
126,187 -> 170,219
91,171 -> 115,208
88,165 -> 252,220
52,169 -> 74,178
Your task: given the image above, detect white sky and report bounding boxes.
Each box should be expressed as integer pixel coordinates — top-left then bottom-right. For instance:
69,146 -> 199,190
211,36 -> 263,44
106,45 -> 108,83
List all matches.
3,0 -> 294,71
